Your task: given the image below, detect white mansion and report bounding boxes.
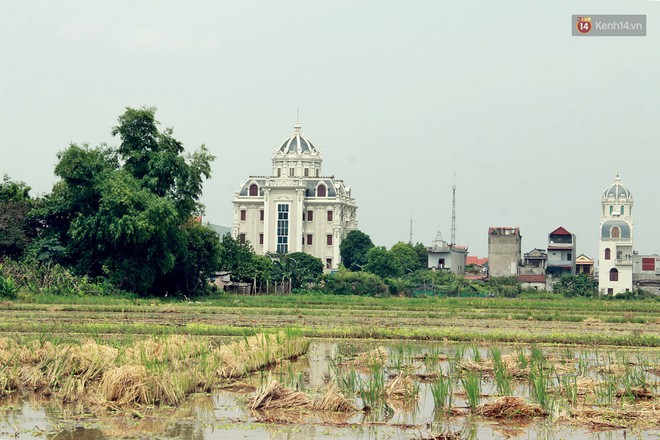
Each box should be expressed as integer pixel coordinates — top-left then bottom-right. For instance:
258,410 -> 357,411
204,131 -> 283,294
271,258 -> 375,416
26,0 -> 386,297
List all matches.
232,122 -> 358,269
598,174 -> 633,294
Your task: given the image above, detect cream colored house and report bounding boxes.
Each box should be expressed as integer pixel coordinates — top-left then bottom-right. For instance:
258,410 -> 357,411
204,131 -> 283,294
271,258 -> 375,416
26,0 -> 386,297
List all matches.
232,122 -> 358,269
598,174 -> 633,295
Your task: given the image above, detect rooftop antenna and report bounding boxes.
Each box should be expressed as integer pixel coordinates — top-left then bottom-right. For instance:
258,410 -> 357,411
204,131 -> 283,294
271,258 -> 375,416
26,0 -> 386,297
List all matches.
450,172 -> 456,246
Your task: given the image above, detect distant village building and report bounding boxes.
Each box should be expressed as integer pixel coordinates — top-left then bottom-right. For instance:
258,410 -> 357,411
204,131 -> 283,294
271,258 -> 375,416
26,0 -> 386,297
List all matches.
427,232 -> 467,275
575,254 -> 594,276
519,248 -> 546,286
632,254 -> 660,295
546,227 -> 576,278
232,121 -> 358,269
487,227 -> 522,277
523,248 -> 547,271
518,274 -> 546,290
598,174 -> 633,295
465,256 -> 488,280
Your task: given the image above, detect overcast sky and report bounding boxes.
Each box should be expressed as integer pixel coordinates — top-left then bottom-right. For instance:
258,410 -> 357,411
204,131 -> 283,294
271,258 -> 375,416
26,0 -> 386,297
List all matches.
1,0 -> 658,260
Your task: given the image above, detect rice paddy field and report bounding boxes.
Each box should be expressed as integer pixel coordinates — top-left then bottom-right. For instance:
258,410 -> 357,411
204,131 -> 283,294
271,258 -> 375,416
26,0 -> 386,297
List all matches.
0,293 -> 658,439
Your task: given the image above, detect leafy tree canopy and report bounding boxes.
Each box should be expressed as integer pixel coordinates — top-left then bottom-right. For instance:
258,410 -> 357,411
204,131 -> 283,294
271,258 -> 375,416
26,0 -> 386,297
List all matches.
36,107 -> 217,296
339,230 -> 374,271
0,175 -> 35,259
552,274 -> 598,297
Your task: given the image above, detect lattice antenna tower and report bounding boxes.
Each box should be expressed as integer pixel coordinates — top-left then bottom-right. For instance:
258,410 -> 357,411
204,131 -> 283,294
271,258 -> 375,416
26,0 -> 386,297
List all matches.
450,172 -> 456,246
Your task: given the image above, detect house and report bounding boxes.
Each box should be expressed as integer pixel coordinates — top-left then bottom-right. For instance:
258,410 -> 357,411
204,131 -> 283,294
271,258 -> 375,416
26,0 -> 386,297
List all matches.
575,254 -> 594,276
518,274 -> 546,290
598,174 -> 633,295
546,227 -> 576,277
427,232 -> 468,275
632,254 -> 660,295
487,227 -> 522,277
232,121 -> 358,270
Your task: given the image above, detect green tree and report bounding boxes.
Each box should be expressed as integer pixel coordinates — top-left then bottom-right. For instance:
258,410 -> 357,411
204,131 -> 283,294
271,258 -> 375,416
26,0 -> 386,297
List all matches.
0,175 -> 34,259
390,242 -> 422,273
286,252 -> 324,288
217,233 -> 258,283
339,230 -> 374,271
364,246 -> 401,278
412,242 -> 429,269
37,107 -> 216,296
552,274 -> 598,297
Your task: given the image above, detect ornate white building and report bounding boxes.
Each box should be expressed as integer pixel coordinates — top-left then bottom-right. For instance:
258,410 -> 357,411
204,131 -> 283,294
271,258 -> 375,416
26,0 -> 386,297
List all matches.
232,122 -> 358,269
598,174 -> 633,295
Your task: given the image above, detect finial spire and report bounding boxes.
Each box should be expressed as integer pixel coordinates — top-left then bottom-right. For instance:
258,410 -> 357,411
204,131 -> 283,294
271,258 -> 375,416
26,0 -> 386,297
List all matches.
294,107 -> 302,133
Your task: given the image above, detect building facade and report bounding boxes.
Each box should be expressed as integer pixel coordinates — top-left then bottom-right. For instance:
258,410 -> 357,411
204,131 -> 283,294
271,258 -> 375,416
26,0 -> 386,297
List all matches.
487,227 -> 522,277
232,122 -> 358,269
546,227 -> 576,277
575,254 -> 594,276
598,174 -> 633,295
427,232 -> 468,275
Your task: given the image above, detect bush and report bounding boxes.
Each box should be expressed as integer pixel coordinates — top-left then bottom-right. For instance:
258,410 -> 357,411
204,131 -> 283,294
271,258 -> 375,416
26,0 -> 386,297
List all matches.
552,274 -> 597,298
484,276 -> 522,298
0,273 -> 19,298
318,270 -> 387,296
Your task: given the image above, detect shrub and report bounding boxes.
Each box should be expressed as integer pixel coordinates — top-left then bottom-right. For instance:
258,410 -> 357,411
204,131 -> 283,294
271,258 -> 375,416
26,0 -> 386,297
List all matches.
0,273 -> 19,298
318,270 -> 387,296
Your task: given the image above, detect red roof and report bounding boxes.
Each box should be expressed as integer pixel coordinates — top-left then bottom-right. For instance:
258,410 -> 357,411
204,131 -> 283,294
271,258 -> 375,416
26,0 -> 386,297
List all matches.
467,256 -> 488,266
518,274 -> 546,283
549,226 -> 571,236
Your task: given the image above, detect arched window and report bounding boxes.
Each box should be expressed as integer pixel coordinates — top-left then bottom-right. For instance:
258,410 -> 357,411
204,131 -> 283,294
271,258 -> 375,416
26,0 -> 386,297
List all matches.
609,268 -> 618,281
317,184 -> 326,197
611,226 -> 620,239
620,206 -> 624,215
609,206 -> 613,214
249,184 -> 258,197
604,248 -> 611,260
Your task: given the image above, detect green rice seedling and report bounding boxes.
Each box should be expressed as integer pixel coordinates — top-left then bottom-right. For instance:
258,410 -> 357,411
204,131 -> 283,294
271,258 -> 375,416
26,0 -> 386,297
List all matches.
357,364 -> 385,410
471,345 -> 482,363
516,347 -> 528,370
577,353 -> 589,377
492,348 -> 512,396
529,366 -> 552,412
430,369 -> 452,411
461,371 -> 481,413
558,373 -> 578,406
454,345 -> 466,362
530,344 -> 545,369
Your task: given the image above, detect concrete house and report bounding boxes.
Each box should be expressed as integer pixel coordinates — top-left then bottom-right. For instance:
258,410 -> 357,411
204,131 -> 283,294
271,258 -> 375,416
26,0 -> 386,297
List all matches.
487,227 -> 522,277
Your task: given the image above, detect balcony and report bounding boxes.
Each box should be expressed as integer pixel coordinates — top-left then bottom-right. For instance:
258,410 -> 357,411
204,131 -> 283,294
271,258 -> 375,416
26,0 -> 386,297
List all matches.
547,260 -> 573,268
615,258 -> 632,266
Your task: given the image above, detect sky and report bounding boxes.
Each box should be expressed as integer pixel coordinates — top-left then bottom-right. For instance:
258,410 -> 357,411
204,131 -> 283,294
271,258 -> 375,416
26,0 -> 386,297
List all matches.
1,0 -> 659,260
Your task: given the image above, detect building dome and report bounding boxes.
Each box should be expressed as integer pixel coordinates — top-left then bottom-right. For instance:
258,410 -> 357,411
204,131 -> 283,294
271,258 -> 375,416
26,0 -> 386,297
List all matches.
276,122 -> 319,155
603,174 -> 632,199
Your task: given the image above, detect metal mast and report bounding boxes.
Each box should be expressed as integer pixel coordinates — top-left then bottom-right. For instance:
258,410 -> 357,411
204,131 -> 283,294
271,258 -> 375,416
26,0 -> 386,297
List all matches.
409,213 -> 413,245
450,173 -> 456,246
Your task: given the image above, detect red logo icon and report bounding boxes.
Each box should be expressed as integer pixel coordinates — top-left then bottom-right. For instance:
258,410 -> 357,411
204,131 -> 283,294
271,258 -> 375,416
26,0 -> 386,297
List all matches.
577,17 -> 592,34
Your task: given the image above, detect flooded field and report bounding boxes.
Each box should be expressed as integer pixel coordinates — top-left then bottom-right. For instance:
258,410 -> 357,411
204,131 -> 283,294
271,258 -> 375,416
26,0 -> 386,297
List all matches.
1,339 -> 658,439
